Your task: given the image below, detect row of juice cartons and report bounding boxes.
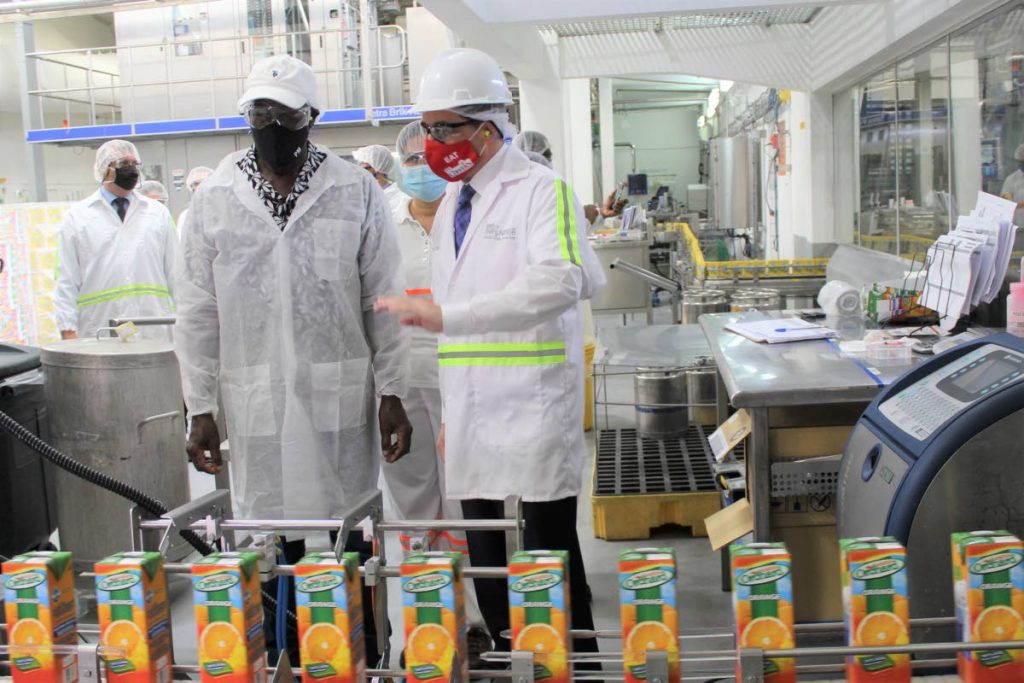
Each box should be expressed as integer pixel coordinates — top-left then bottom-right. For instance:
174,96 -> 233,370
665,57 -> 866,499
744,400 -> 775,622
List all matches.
0,547 -> 677,683
733,531 -> 1024,683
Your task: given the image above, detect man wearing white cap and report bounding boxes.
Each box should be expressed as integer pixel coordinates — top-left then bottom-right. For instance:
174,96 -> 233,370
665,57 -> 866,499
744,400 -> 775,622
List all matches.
375,48 -> 606,664
174,54 -> 411,662
353,144 -> 409,214
54,139 -> 177,341
1001,142 -> 1024,227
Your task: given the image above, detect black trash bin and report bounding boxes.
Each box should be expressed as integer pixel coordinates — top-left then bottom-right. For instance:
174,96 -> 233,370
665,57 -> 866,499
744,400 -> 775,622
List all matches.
0,342 -> 57,556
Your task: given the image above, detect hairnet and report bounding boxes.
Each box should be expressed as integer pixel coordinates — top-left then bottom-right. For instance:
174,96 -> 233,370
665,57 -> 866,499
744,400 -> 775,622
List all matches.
139,180 -> 168,202
94,139 -> 140,182
514,131 -> 551,157
396,121 -> 427,161
524,150 -> 552,169
1016,143 -> 1024,162
186,166 -> 214,193
352,145 -> 395,178
451,103 -> 516,139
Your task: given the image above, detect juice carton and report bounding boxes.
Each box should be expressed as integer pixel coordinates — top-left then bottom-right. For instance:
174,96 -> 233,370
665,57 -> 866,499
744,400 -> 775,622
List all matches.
192,552 -> 267,683
730,543 -> 795,683
401,552 -> 467,683
619,548 -> 680,683
94,552 -> 173,683
951,531 -> 1024,682
2,552 -> 78,683
294,552 -> 365,683
839,537 -> 910,682
508,550 -> 571,683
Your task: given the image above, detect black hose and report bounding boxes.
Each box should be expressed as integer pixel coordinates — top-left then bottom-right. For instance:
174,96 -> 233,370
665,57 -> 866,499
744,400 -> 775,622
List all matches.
0,408 -> 297,633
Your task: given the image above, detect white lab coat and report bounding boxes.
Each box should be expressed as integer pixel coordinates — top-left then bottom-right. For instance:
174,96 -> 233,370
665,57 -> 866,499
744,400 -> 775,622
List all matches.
432,145 -> 606,502
54,190 -> 177,341
1001,169 -> 1024,227
176,208 -> 189,238
383,182 -> 410,216
174,144 -> 407,522
393,198 -> 439,389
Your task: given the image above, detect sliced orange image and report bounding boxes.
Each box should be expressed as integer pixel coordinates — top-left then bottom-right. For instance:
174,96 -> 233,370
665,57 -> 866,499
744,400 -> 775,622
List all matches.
740,616 -> 792,649
10,618 -> 49,651
407,623 -> 454,665
303,623 -> 346,662
855,611 -> 907,647
626,621 -> 677,654
102,620 -> 144,657
200,622 -> 241,661
514,623 -> 566,654
974,605 -> 1024,641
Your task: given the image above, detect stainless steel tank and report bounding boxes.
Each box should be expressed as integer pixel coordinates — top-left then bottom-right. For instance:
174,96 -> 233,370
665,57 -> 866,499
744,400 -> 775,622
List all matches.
684,358 -> 718,426
730,288 -> 783,312
41,338 -> 188,566
634,367 -> 688,437
680,289 -> 729,324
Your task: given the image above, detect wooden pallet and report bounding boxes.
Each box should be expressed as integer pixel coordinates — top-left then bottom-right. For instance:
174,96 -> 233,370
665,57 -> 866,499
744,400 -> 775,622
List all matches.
592,489 -> 721,540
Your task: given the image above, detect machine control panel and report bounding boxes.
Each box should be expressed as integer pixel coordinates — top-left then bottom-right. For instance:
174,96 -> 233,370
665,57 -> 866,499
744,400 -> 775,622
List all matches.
879,344 -> 1024,441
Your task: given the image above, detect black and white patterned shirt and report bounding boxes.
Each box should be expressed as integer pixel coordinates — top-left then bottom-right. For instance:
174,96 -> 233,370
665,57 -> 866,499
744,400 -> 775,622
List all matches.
237,143 -> 327,230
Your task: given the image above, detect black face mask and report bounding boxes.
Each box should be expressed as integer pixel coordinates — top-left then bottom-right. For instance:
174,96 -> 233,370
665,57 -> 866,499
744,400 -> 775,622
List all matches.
113,166 -> 140,191
252,125 -> 310,174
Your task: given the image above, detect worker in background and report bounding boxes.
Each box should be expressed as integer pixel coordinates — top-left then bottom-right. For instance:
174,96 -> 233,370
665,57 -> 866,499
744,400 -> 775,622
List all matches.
1000,142 -> 1024,227
375,47 -> 606,665
354,144 -> 409,213
55,140 -> 177,341
139,180 -> 169,204
176,166 -> 213,237
174,54 -> 411,663
513,130 -> 553,165
384,119 -> 492,662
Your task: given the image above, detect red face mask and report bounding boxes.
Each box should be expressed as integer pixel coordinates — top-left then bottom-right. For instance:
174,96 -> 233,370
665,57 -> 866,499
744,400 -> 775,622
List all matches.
424,123 -> 485,182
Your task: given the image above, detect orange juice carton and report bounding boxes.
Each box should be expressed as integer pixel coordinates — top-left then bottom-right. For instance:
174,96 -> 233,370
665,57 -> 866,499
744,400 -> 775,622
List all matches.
952,531 -> 1024,682
619,548 -> 680,683
94,552 -> 173,683
401,552 -> 467,683
192,552 -> 267,683
294,552 -> 365,683
508,550 -> 571,683
839,537 -> 910,682
2,552 -> 78,683
730,543 -> 795,683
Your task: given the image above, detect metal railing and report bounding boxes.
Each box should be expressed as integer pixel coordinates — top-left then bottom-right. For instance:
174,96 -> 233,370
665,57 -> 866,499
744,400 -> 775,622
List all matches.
23,23 -> 407,130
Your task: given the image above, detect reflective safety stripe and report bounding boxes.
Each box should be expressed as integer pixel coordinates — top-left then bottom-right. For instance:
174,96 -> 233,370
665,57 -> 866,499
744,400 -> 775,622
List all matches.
554,179 -> 580,266
77,283 -> 171,308
405,288 -> 433,299
437,341 -> 566,367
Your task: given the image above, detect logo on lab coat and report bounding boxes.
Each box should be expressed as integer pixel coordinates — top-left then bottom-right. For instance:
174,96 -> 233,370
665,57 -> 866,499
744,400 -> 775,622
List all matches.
483,223 -> 516,241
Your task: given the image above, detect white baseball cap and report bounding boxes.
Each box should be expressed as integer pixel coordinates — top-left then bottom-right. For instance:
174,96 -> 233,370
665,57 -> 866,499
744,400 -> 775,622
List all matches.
238,54 -> 320,112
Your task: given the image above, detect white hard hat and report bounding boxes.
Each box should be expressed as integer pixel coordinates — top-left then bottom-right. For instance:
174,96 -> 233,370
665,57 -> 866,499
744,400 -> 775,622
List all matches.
1016,143 -> 1024,162
94,139 -> 140,182
238,54 -> 320,112
353,145 -> 395,178
413,48 -> 512,113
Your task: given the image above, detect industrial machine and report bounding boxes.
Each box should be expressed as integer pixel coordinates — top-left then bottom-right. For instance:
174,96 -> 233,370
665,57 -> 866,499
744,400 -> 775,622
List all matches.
837,332 -> 1024,637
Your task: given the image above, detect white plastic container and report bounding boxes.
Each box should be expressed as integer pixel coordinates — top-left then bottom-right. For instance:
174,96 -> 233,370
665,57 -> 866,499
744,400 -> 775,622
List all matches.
1008,281 -> 1024,338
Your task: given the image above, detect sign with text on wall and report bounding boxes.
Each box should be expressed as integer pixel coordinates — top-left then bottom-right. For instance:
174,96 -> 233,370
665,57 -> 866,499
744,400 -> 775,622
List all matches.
371,105 -> 418,121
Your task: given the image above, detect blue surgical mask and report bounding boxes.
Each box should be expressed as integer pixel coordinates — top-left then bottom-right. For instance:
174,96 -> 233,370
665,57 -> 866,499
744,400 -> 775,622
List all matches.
399,164 -> 447,202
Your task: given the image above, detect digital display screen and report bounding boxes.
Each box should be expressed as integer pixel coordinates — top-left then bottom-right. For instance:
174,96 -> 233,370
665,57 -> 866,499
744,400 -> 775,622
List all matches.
950,356 -> 1017,395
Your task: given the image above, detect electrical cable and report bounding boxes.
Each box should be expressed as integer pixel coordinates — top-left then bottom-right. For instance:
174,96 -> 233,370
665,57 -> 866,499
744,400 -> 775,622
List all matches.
0,408 -> 297,633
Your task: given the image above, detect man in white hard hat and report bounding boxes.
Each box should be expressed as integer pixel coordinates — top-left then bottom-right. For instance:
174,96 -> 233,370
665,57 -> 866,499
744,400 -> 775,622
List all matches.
174,54 -> 411,662
376,48 -> 606,663
354,143 -> 408,213
176,165 -> 213,237
1001,142 -> 1024,227
54,139 -> 178,341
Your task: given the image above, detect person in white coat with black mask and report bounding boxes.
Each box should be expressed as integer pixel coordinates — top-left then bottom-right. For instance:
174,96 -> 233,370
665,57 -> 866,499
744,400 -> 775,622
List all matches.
174,54 -> 412,662
376,48 -> 606,663
54,139 -> 177,341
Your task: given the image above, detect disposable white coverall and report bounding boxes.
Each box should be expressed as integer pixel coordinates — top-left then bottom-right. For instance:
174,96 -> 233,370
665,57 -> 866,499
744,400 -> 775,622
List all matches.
383,182 -> 410,216
54,190 -> 178,341
432,144 -> 606,501
174,144 -> 407,521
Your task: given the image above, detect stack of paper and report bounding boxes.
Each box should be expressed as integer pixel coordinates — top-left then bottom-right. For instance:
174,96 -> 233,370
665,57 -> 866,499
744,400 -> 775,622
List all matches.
724,317 -> 837,343
918,192 -> 1018,332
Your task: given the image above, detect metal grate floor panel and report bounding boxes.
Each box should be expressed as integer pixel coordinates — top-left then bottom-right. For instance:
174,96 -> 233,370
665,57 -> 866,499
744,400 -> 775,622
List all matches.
594,426 -> 719,496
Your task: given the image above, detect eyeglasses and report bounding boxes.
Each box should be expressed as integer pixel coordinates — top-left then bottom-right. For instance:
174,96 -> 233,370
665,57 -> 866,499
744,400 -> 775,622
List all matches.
420,120 -> 478,142
401,152 -> 426,165
111,160 -> 140,170
243,102 -> 313,131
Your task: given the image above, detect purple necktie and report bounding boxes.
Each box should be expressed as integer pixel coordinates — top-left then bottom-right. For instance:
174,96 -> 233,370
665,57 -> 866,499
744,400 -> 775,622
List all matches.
454,184 -> 476,257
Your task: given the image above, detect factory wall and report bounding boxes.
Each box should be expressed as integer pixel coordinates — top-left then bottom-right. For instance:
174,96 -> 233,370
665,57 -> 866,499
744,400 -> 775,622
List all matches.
612,105 -> 701,209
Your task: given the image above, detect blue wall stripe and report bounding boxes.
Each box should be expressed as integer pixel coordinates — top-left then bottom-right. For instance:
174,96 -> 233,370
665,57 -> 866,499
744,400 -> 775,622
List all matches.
26,124 -> 133,143
135,118 -> 217,135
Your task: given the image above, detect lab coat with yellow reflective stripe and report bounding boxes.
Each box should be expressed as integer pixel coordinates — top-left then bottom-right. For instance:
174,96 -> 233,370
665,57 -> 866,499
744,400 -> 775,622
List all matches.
54,189 -> 178,341
432,144 -> 606,502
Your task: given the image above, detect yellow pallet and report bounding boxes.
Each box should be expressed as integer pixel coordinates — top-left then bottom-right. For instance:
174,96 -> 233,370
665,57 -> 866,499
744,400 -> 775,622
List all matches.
591,490 -> 721,540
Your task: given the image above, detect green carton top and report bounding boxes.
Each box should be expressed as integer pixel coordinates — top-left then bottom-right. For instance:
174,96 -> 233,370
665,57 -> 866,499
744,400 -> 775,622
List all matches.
620,547 -> 675,561
3,551 -> 74,578
95,551 -> 163,579
510,549 -> 569,564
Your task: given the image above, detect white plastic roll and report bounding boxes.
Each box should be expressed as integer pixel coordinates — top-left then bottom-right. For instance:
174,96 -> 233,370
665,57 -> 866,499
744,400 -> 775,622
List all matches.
817,279 -> 861,315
